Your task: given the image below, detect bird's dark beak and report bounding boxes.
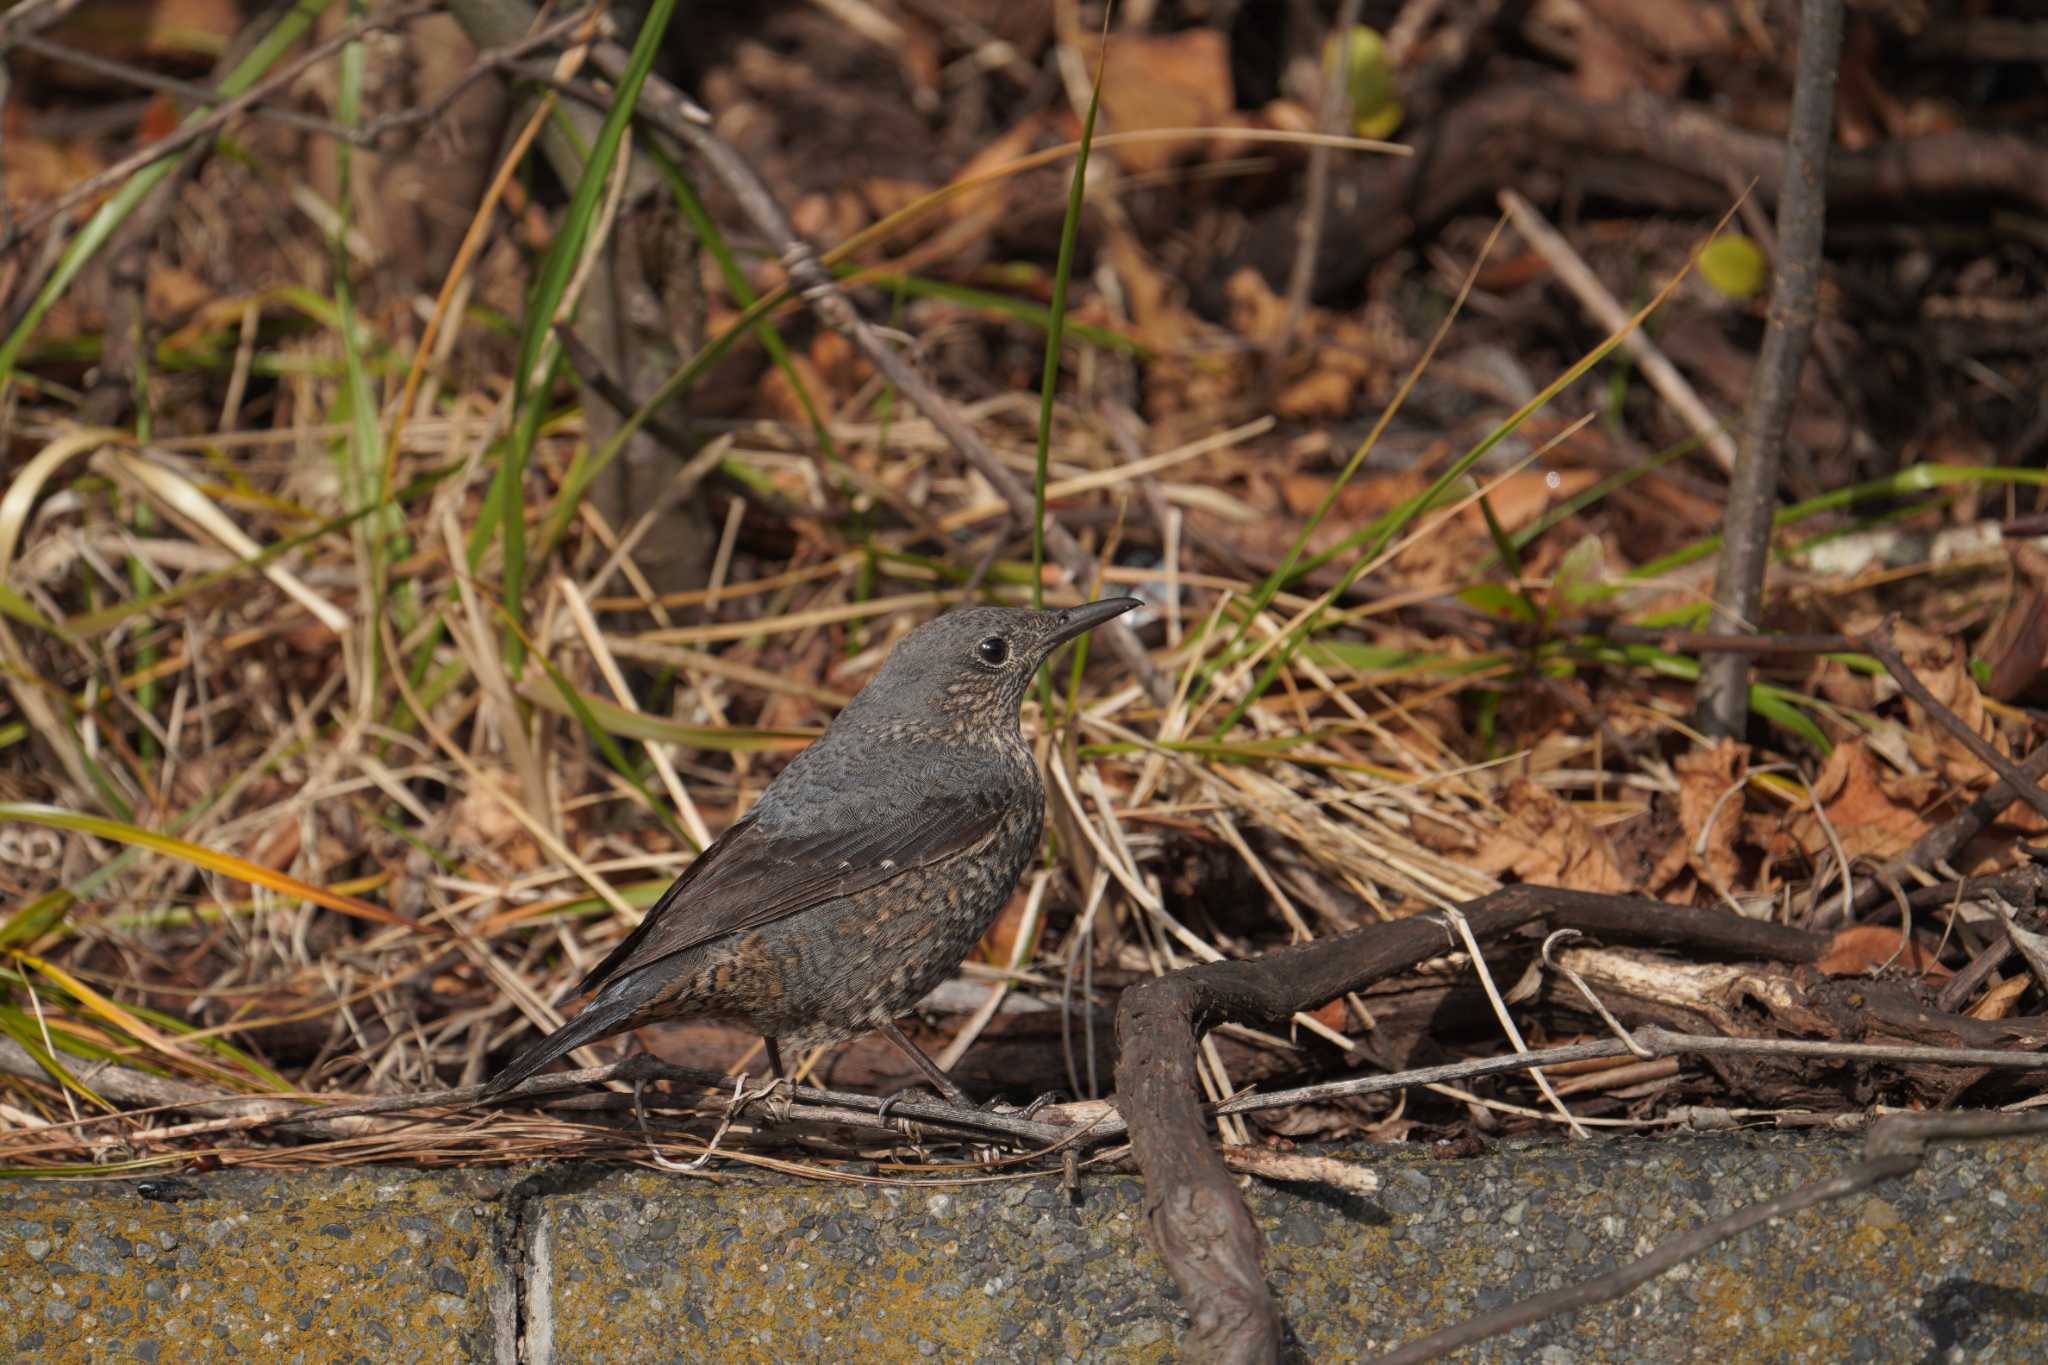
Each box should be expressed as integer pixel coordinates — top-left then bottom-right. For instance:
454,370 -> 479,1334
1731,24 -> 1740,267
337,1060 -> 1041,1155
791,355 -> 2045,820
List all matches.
1046,596 -> 1143,649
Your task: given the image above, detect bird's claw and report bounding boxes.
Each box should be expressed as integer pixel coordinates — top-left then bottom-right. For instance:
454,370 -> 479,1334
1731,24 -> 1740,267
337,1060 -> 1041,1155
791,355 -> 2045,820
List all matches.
1013,1089 -> 1069,1120
745,1074 -> 796,1124
977,1088 -> 1066,1119
875,1083 -> 941,1123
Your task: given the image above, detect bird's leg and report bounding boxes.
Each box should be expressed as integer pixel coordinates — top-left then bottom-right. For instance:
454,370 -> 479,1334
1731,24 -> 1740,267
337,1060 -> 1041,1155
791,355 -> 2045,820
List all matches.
874,1022 -> 1066,1117
758,1037 -> 795,1122
879,1020 -> 973,1109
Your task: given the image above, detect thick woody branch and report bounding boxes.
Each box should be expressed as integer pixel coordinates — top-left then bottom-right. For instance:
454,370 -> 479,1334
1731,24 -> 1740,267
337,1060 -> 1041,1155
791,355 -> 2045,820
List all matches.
1114,884 -> 1830,1364
1697,0 -> 1846,735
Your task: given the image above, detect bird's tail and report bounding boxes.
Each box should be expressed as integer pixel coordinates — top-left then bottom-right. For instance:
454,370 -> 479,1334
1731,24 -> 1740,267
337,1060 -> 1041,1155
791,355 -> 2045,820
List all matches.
481,971 -> 660,1096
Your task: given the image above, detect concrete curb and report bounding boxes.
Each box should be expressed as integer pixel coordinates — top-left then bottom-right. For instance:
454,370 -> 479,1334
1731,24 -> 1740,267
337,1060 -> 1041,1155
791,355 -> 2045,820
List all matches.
3,1132 -> 2044,1361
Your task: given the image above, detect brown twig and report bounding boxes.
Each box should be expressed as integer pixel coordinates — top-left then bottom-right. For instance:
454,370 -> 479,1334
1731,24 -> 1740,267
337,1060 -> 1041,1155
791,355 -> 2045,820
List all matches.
0,0 -> 89,44
0,1036 -> 376,1142
1857,764 -> 2048,915
1276,0 -> 1366,351
1200,1024 -> 2048,1127
1499,188 -> 1737,471
1696,0 -> 1846,735
16,987 -> 2047,1168
1569,623 -> 1857,656
1858,618 -> 2048,826
3,4 -> 599,254
6,33 -> 356,141
1369,1109 -> 2048,1364
0,1045 -> 1079,1151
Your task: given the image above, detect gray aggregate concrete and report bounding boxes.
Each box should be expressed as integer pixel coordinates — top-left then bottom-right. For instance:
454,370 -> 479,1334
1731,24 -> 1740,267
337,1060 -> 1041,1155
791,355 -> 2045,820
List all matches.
2,1132 -> 2043,1362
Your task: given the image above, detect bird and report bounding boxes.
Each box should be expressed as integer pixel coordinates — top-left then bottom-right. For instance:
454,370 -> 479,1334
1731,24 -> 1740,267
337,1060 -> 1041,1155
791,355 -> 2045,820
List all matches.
482,596 -> 1142,1105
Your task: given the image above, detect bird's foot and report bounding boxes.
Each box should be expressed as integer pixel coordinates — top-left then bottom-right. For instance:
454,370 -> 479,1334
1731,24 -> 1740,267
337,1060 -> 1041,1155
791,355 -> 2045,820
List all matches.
635,1072 -> 791,1172
1007,1089 -> 1070,1121
875,1083 -> 947,1123
738,1072 -> 796,1125
875,1083 -> 1066,1122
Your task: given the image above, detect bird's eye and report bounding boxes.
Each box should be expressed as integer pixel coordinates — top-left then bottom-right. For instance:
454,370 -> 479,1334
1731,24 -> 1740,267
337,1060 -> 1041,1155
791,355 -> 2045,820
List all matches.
977,636 -> 1011,667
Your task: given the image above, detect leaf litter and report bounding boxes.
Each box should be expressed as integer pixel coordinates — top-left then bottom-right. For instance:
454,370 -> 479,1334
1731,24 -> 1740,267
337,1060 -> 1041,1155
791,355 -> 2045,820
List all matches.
0,0 -> 2044,1181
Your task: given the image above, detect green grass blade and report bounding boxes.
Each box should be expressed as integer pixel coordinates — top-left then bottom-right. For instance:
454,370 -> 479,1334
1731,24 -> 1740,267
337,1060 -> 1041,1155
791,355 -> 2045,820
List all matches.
1203,219 -> 1509,692
645,142 -> 841,467
0,583 -> 57,633
1030,59 -> 1104,611
331,1 -> 389,700
0,1005 -> 108,1107
518,684 -> 816,751
494,0 -> 679,659
1627,462 -> 2048,582
857,271 -> 1143,355
488,599 -> 696,849
0,889 -> 73,952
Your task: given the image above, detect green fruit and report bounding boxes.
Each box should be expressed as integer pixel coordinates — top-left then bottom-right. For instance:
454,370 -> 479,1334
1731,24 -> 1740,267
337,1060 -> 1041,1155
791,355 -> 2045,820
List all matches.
1323,27 -> 1403,140
1698,233 -> 1770,300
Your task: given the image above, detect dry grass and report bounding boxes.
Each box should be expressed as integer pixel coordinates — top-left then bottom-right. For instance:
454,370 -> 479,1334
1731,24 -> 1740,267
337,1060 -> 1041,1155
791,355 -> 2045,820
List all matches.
2,1 -> 2044,1179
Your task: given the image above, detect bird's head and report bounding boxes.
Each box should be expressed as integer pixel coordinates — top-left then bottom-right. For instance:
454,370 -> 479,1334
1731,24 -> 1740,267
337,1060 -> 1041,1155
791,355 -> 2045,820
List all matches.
848,598 -> 1142,728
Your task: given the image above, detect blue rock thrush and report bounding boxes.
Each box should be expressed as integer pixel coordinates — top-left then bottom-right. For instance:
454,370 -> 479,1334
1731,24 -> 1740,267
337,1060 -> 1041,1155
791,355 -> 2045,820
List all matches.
484,597 -> 1141,1103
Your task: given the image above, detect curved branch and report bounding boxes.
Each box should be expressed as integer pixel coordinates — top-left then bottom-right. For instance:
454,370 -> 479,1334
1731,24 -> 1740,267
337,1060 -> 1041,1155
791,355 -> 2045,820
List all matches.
1116,886 -> 1567,1362
1115,884 -> 1828,1363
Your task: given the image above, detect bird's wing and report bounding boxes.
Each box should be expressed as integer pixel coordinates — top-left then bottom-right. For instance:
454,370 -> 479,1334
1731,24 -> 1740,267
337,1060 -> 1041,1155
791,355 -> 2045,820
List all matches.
574,779 -> 1016,997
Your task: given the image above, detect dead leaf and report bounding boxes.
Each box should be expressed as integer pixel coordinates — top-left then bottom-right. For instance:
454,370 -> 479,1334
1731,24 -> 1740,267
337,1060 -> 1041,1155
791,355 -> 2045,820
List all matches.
1408,808 -> 1479,856
1779,739 -> 1940,865
1107,230 -> 1189,347
942,113 -> 1045,225
1581,0 -> 1732,58
1473,780 -> 1632,893
1111,237 -> 1239,417
976,884 -> 1036,964
1543,0 -> 1729,99
1224,267 -> 1290,347
1084,30 -> 1234,174
1991,902 -> 2048,996
2,134 -> 100,213
1276,369 -> 1360,420
1281,471 -> 1390,519
807,329 -> 860,395
1884,622 -> 1999,787
1465,468 -> 1602,532
1980,581 -> 2048,702
248,811 -> 302,874
1815,924 -> 1948,979
1968,975 -> 2029,1021
759,353 -> 833,430
146,264 -> 211,323
1670,738 -> 1746,891
448,769 -> 543,873
49,0 -> 239,68
1572,15 -> 1654,100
